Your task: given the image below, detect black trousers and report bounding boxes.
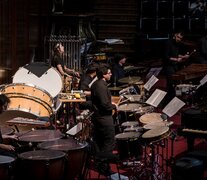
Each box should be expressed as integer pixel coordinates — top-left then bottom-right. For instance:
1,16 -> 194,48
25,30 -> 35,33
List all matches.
92,115 -> 115,158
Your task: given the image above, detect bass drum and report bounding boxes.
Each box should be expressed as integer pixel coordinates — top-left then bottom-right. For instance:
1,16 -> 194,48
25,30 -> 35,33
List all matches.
12,65 -> 63,98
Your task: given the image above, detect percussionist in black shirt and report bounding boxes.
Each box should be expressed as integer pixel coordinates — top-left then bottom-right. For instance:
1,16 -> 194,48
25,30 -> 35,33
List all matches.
78,63 -> 97,110
111,53 -> 126,86
91,64 -> 117,175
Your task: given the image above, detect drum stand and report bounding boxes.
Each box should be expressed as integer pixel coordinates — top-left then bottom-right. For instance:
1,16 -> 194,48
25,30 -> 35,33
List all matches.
134,137 -> 172,180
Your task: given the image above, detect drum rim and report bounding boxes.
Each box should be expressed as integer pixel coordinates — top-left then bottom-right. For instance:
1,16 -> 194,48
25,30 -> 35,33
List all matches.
16,129 -> 64,142
5,107 -> 52,117
3,83 -> 53,104
143,121 -> 173,130
117,103 -> 142,112
121,121 -> 139,127
115,132 -> 141,140
38,139 -> 88,151
0,155 -> 15,163
18,149 -> 66,160
139,112 -> 163,124
142,126 -> 169,139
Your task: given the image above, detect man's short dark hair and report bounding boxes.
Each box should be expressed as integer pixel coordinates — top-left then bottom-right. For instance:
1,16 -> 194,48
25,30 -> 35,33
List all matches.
86,63 -> 99,74
96,64 -> 109,79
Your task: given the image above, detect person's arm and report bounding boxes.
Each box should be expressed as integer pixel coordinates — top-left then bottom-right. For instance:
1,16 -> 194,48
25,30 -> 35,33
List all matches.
64,66 -> 80,77
57,64 -> 66,76
0,143 -> 15,151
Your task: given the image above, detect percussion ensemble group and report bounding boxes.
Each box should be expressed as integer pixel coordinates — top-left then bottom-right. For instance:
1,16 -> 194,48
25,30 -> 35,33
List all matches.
0,59 -> 177,180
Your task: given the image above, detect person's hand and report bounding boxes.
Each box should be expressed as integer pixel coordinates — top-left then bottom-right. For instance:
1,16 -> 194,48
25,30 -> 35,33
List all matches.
0,144 -> 15,151
177,57 -> 183,62
74,71 -> 80,78
112,101 -> 118,109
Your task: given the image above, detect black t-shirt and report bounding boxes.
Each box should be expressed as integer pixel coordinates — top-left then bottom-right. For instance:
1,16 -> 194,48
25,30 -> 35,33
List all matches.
51,54 -> 65,68
91,79 -> 115,117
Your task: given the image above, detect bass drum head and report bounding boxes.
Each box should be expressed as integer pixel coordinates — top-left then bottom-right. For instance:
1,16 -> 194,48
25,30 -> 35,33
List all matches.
13,66 -> 63,98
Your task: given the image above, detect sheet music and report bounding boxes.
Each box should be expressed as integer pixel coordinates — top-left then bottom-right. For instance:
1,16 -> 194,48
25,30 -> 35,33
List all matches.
66,122 -> 83,136
200,74 -> 207,85
146,67 -> 162,79
146,89 -> 167,107
144,75 -> 159,91
162,97 -> 185,117
104,38 -> 124,44
196,74 -> 207,90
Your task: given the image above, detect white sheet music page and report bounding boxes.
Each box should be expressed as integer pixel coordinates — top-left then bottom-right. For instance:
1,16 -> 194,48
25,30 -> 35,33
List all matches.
146,67 -> 162,79
144,75 -> 159,91
200,74 -> 207,85
162,97 -> 185,117
146,89 -> 167,107
195,74 -> 207,90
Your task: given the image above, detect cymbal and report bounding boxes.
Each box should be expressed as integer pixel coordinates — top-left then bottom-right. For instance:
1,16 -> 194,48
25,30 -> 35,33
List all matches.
135,80 -> 144,85
119,84 -> 128,88
118,76 -> 141,84
108,87 -> 122,91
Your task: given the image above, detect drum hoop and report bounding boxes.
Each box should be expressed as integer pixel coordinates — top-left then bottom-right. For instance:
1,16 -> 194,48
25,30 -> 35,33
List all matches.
139,113 -> 162,124
6,94 -> 53,115
6,93 -> 53,111
19,150 -> 66,160
142,127 -> 170,143
17,129 -> 63,140
3,83 -> 53,103
115,132 -> 141,140
38,140 -> 88,151
118,103 -> 142,112
121,121 -> 139,127
0,155 -> 16,164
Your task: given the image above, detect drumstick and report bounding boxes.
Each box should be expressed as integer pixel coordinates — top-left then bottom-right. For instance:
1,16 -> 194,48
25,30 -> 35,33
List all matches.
16,128 -> 35,139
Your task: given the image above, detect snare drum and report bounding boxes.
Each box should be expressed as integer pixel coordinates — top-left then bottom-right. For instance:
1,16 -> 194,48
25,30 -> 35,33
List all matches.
139,113 -> 163,125
115,132 -> 142,160
38,138 -> 88,180
142,126 -> 169,143
0,155 -> 16,180
117,103 -> 143,123
13,66 -> 63,98
17,150 -> 65,180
